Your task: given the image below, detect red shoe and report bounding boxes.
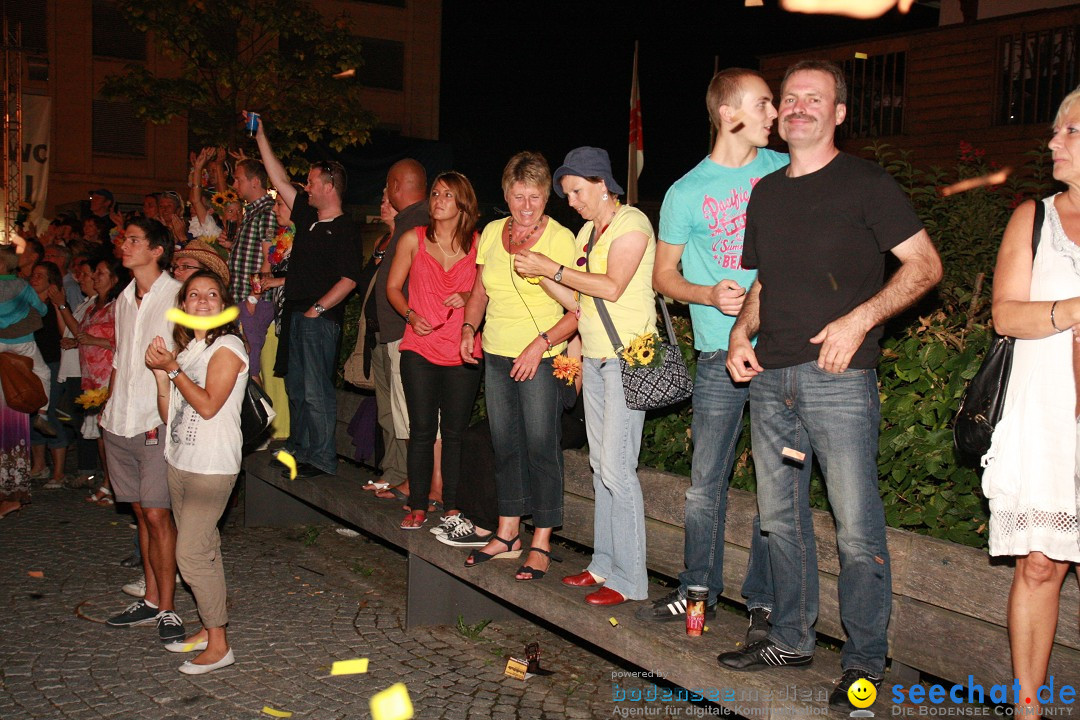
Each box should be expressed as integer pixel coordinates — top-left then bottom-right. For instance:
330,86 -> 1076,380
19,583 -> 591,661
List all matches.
585,587 -> 627,606
562,570 -> 602,587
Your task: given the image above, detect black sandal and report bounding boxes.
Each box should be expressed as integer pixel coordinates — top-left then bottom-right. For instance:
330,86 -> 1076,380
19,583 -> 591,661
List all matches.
464,534 -> 521,568
515,547 -> 563,582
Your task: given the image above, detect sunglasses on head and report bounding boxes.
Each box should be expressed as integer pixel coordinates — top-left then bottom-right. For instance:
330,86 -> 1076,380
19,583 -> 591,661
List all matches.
314,162 -> 345,189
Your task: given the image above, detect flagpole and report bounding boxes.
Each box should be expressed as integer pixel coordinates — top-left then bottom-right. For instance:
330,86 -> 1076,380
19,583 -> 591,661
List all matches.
627,41 -> 642,205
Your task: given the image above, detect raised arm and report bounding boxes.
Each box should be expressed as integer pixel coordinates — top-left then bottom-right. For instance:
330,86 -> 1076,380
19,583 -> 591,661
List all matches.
247,113 -> 296,210
189,147 -> 215,225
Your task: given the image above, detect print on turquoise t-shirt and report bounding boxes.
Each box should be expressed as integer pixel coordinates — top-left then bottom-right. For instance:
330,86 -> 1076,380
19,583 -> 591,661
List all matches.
658,148 -> 789,351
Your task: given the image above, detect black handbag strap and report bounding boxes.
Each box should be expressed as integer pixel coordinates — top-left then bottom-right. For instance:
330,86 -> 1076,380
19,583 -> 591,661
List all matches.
585,222 -> 676,354
1032,197 -> 1044,261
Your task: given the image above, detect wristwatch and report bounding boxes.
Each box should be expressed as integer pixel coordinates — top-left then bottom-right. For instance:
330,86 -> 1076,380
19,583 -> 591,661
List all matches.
167,368 -> 182,380
314,303 -> 326,315
553,265 -> 565,283
58,304 -> 68,311
247,295 -> 258,305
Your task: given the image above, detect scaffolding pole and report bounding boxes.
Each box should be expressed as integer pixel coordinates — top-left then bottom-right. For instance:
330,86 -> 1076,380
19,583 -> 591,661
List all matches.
2,17 -> 23,244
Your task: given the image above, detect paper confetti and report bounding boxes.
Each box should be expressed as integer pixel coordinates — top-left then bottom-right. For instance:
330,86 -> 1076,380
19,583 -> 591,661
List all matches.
854,51 -> 868,59
608,617 -> 619,627
782,447 -> 806,463
181,641 -> 202,652
262,707 -> 293,718
941,168 -> 1012,197
276,450 -> 297,480
330,658 -> 369,675
27,570 -> 44,578
166,305 -> 240,331
745,0 -> 764,5
370,683 -> 414,720
332,68 -> 356,79
781,0 -> 914,18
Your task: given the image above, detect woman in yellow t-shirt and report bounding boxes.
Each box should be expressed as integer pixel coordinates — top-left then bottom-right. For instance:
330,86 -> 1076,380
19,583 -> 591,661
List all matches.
514,147 -> 656,607
458,152 -> 578,579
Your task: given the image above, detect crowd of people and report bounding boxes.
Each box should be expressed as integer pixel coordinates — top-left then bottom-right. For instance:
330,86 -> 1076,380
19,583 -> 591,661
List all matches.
2,57 -> 1077,714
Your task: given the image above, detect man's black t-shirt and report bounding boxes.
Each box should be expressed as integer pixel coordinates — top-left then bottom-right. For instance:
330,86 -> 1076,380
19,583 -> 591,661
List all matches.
742,152 -> 924,369
283,192 -> 364,326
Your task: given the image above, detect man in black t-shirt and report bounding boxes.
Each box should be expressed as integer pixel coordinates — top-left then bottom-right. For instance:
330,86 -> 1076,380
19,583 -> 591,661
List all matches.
253,114 -> 363,479
720,60 -> 942,711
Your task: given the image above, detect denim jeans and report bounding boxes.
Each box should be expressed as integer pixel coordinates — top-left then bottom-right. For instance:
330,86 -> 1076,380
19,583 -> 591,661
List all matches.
582,357 -> 648,600
484,353 -> 564,528
284,312 -> 340,474
399,350 -> 481,513
30,360 -> 72,450
750,361 -> 891,674
680,349 -> 773,609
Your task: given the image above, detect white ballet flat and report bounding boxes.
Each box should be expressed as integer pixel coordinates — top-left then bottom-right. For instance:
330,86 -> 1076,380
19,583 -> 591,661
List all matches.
178,648 -> 235,674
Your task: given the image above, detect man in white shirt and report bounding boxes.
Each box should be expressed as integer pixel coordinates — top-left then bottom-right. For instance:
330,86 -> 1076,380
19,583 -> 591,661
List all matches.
101,217 -> 186,645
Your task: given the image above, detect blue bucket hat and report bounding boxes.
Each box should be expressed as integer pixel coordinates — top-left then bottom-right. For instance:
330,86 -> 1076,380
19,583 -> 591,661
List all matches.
552,147 -> 624,198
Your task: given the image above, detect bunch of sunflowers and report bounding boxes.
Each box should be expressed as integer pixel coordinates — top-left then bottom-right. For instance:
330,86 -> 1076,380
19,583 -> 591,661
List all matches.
621,332 -> 664,369
210,189 -> 240,213
75,387 -> 109,409
552,355 -> 581,386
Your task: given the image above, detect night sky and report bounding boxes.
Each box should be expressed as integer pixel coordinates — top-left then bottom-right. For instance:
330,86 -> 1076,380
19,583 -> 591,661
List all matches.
439,0 -> 940,208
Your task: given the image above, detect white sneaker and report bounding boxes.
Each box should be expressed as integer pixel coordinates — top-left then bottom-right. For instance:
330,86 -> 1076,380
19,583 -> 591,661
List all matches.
430,514 -> 465,536
122,577 -> 146,598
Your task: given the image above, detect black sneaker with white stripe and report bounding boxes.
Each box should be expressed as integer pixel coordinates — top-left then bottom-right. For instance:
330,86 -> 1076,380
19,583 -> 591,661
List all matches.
717,639 -> 813,671
156,610 -> 186,643
634,589 -> 715,623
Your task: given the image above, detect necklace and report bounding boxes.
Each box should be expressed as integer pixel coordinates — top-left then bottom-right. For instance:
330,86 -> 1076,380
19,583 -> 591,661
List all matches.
431,232 -> 462,259
507,216 -> 542,246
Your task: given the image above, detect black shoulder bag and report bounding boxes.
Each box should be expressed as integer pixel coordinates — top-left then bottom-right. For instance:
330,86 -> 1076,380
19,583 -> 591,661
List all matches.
953,199 -> 1044,459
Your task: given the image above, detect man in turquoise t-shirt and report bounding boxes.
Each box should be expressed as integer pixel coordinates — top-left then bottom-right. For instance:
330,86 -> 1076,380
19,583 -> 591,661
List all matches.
642,69 -> 798,643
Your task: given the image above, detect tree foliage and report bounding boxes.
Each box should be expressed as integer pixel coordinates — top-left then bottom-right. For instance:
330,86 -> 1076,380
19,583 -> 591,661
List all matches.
101,0 -> 376,170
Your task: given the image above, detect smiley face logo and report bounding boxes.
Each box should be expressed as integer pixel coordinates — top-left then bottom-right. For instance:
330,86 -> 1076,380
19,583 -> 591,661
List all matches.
847,678 -> 877,709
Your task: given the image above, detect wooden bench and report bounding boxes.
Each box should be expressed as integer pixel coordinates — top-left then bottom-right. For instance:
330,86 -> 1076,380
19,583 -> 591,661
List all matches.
244,389 -> 1080,714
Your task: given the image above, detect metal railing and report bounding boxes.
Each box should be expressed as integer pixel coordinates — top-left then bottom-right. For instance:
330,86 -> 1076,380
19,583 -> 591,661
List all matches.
839,51 -> 906,139
998,25 -> 1079,126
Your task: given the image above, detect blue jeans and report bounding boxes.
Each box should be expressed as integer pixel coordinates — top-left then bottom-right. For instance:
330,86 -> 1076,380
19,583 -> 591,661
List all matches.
484,354 -> 564,528
750,361 -> 890,675
30,360 -> 72,450
284,312 -> 340,474
680,349 -> 773,609
582,357 -> 648,600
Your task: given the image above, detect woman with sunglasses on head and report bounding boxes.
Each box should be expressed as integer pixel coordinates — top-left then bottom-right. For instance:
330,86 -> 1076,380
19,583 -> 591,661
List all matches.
456,152 -> 578,577
386,171 -> 482,531
145,270 -> 248,674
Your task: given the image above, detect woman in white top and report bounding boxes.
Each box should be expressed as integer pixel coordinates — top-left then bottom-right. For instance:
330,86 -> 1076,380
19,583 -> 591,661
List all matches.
146,270 -> 248,675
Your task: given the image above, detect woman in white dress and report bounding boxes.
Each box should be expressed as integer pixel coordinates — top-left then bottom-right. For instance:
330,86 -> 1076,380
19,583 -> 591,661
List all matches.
984,88 -> 1080,715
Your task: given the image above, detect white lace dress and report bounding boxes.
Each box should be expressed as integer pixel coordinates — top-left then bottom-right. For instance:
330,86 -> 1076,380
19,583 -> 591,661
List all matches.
982,195 -> 1080,562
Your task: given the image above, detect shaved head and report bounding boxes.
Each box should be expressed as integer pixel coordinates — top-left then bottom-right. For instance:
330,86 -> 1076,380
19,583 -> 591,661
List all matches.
387,158 -> 427,211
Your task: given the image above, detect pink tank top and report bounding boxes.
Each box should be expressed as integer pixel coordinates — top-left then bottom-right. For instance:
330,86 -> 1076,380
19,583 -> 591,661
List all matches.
400,226 -> 478,366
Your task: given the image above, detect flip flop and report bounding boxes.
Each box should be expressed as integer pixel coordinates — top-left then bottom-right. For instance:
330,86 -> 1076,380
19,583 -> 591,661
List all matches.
375,486 -> 408,503
515,547 -> 563,582
427,499 -> 444,514
361,481 -> 390,492
465,534 -> 521,568
400,511 -> 426,530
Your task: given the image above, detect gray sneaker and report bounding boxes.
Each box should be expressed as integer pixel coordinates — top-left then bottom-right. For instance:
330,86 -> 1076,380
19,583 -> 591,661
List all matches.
634,588 -> 716,623
746,607 -> 772,644
106,599 -> 161,627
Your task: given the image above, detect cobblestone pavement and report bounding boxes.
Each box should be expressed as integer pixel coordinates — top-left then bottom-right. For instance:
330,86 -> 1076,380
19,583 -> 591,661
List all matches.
0,483 -> 704,719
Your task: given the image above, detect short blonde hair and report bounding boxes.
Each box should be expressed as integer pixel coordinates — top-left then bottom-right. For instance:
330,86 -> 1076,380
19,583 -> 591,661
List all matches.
1054,86 -> 1080,128
501,152 -> 552,201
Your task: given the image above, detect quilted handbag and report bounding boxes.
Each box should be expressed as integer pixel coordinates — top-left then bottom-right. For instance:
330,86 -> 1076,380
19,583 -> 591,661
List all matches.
595,296 -> 694,412
953,198 -> 1044,459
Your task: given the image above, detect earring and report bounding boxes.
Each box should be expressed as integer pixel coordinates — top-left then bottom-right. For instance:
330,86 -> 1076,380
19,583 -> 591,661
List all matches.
602,193 -> 609,200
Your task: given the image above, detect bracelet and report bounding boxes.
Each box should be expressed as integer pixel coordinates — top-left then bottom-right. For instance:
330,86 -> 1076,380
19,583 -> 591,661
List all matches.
539,331 -> 551,351
404,309 -> 413,325
462,322 -> 476,334
1051,301 -> 1064,332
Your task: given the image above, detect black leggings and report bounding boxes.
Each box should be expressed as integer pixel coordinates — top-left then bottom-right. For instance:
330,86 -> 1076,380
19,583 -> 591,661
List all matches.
399,350 -> 481,513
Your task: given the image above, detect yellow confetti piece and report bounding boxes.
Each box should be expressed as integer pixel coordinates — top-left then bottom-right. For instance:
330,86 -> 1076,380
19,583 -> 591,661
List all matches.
331,658 -> 369,675
370,683 -> 414,720
182,641 -> 202,652
276,450 -> 297,480
704,626 -> 710,633
166,305 -> 240,331
262,707 -> 293,718
28,570 -> 44,578
608,617 -> 618,627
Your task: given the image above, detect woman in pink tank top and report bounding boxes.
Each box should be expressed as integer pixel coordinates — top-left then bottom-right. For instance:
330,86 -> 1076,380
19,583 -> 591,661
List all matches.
386,172 -> 482,530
